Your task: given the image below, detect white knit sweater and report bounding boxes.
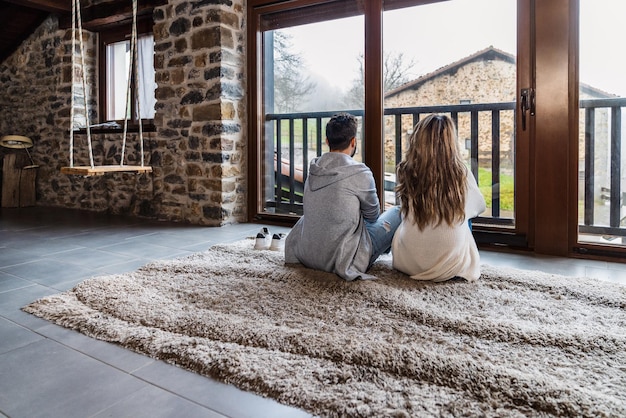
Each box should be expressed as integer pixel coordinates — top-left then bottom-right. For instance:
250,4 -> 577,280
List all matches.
391,171 -> 486,282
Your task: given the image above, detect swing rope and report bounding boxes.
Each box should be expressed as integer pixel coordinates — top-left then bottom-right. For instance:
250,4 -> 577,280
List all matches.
64,0 -> 150,176
121,0 -> 144,167
71,0 -> 94,168
69,0 -> 74,167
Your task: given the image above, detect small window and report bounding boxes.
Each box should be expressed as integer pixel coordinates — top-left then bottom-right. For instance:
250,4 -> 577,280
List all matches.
99,24 -> 155,124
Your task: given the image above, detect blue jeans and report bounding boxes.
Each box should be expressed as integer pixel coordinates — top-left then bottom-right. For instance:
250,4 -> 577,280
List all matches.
365,205 -> 402,267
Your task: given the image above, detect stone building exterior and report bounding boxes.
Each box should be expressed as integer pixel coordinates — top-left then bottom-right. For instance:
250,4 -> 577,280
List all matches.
0,0 -> 246,226
384,47 -> 517,171
383,46 -> 616,204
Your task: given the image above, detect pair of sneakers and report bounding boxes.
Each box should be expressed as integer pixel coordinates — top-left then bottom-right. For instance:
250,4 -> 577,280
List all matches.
254,227 -> 286,251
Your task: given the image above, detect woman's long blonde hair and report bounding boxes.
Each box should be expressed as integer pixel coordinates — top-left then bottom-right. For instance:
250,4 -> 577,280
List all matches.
396,114 -> 467,230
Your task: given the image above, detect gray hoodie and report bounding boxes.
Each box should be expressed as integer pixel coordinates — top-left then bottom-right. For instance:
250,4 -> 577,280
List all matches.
284,152 -> 380,280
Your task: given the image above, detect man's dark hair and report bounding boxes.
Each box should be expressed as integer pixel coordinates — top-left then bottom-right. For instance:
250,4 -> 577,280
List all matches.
326,112 -> 358,150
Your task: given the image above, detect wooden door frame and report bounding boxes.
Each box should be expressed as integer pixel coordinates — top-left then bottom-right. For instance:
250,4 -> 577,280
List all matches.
531,0 -> 575,256
513,0 -> 533,250
247,0 -> 626,260
364,0 -> 384,197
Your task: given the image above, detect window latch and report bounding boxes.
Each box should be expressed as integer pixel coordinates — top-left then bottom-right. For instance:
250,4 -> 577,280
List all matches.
520,88 -> 535,131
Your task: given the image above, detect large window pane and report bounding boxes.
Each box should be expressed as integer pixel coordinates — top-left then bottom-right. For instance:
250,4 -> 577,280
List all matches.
260,3 -> 365,215
106,40 -> 130,120
382,0 -> 517,223
105,34 -> 155,121
578,0 -> 626,247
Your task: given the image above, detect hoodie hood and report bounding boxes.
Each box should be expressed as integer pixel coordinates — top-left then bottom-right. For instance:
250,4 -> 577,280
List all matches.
308,152 -> 370,191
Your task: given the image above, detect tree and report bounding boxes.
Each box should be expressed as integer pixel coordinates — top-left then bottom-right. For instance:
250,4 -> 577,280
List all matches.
343,51 -> 417,109
271,32 -> 316,113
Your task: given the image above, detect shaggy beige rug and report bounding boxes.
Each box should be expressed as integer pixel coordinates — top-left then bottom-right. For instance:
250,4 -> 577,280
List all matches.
24,240 -> 626,417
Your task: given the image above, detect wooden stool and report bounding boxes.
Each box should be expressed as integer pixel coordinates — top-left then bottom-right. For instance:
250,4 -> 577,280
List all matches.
1,153 -> 38,207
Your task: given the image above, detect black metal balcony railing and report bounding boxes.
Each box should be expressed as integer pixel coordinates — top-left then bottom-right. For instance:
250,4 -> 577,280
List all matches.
579,97 -> 626,238
265,98 -> 626,239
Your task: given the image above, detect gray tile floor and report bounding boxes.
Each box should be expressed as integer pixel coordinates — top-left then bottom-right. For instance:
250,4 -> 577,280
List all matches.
1,206 -> 625,418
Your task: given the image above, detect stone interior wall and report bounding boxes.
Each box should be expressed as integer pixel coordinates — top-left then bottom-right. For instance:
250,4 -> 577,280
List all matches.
0,0 -> 246,226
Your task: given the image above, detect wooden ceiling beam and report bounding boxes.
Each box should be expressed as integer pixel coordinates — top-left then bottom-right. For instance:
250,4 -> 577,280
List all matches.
3,0 -> 69,13
57,0 -> 167,30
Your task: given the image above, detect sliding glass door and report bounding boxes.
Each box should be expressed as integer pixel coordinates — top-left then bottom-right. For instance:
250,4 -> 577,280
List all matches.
382,0 -> 520,235
249,0 -> 531,248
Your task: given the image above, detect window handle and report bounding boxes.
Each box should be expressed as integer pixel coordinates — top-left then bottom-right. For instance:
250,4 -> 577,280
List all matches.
520,88 -> 535,131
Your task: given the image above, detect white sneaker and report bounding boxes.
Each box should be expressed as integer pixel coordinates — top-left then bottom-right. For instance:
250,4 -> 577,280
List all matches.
254,227 -> 272,250
269,233 -> 286,251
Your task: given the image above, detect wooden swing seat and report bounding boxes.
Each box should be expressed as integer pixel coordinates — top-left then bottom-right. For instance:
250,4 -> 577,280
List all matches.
61,165 -> 152,176
65,0 -> 148,178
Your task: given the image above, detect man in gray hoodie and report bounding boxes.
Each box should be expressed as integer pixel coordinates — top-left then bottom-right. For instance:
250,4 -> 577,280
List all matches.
285,113 -> 401,280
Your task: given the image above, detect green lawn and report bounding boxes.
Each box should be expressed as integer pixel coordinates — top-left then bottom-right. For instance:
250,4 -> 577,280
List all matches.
478,167 -> 514,211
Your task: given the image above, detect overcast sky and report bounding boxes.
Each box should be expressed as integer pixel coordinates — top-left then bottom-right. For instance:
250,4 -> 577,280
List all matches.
579,0 -> 626,96
281,0 -> 625,97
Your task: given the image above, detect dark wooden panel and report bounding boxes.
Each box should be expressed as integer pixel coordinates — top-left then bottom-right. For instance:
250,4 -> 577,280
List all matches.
58,0 -> 167,30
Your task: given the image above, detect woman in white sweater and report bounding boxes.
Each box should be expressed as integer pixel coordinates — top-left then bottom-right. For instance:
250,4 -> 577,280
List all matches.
392,114 -> 486,282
